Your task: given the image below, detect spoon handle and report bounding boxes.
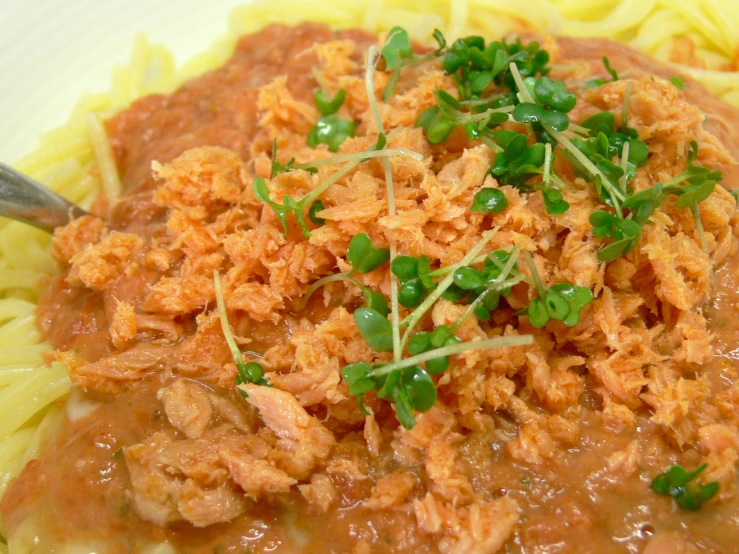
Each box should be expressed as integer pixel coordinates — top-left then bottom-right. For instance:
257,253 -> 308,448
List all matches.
0,162 -> 89,233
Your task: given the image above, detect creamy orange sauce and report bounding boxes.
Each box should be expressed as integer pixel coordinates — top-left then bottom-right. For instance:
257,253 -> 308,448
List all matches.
3,23 -> 739,554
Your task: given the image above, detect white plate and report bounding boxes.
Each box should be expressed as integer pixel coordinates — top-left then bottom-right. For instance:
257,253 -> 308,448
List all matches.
0,0 -> 246,163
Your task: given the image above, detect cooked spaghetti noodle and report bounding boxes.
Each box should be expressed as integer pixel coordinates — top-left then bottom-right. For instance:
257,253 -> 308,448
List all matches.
1,0 -> 739,548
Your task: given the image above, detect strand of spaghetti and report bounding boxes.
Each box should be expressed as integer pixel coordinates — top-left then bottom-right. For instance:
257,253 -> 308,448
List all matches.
553,0 -> 616,18
664,0 -> 731,56
40,119 -> 89,145
670,63 -> 739,92
362,0 -> 382,30
0,316 -> 39,346
630,9 -> 691,53
0,299 -> 35,323
71,91 -> 113,121
86,113 -> 122,205
469,0 -> 562,34
62,173 -> 100,207
0,454 -> 27,535
0,428 -> 36,536
0,429 -> 34,478
0,271 -> 43,292
13,134 -> 92,177
0,230 -> 38,273
23,404 -> 64,465
560,0 -> 657,37
0,366 -> 36,387
36,159 -> 84,193
141,43 -> 178,95
0,363 -> 71,441
1,225 -> 53,274
230,0 -> 359,32
0,345 -> 51,366
705,0 -> 739,49
448,0 -> 469,38
128,33 -> 150,100
0,428 -> 34,508
179,36 -> 235,80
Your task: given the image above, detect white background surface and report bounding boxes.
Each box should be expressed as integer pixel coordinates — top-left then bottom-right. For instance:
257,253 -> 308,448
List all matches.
0,0 -> 246,163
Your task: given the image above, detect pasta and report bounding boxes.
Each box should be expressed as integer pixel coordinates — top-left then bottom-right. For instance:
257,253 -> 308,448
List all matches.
1,0 -> 739,547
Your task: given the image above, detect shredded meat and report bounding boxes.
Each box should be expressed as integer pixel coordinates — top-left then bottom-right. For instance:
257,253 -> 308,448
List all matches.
6,22 -> 739,554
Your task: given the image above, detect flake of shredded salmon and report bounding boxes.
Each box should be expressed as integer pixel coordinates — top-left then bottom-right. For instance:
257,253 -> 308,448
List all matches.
51,215 -> 104,264
220,449 -> 297,500
157,379 -> 213,440
153,146 -> 246,213
644,376 -> 712,447
425,439 -> 474,505
602,397 -> 636,434
313,40 -> 358,83
71,344 -> 172,393
507,420 -> 555,465
701,447 -> 738,502
226,281 -> 284,323
242,384 -> 336,479
124,433 -> 183,526
177,481 -> 246,528
143,274 -> 215,315
437,496 -> 520,554
110,299 -> 137,349
298,473 -> 337,512
258,75 -> 319,140
168,311 -> 233,385
363,414 -> 382,458
606,440 -> 640,477
69,231 -> 144,291
362,472 -> 417,509
166,210 -> 219,254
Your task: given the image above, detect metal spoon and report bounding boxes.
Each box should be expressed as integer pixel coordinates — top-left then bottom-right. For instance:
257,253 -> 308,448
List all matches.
0,162 -> 88,233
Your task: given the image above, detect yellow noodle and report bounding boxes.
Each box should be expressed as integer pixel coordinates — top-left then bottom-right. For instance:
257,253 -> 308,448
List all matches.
565,0 -> 658,38
128,33 -> 151,100
0,317 -> 40,347
469,0 -> 561,34
721,89 -> 739,106
0,225 -> 53,274
0,271 -> 43,292
0,431 -> 33,536
22,404 -> 64,465
13,135 -> 92,178
659,0 -> 730,55
0,300 -> 35,323
0,345 -> 51,366
0,232 -> 37,272
36,158 -> 84,193
705,0 -> 739,49
0,367 -> 36,387
0,430 -> 34,479
140,44 -> 178,95
70,92 -> 114,121
87,113 -> 122,204
0,363 -> 71,441
59,172 -> 100,208
631,9 -> 691,53
553,0 -> 617,18
110,64 -> 134,109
